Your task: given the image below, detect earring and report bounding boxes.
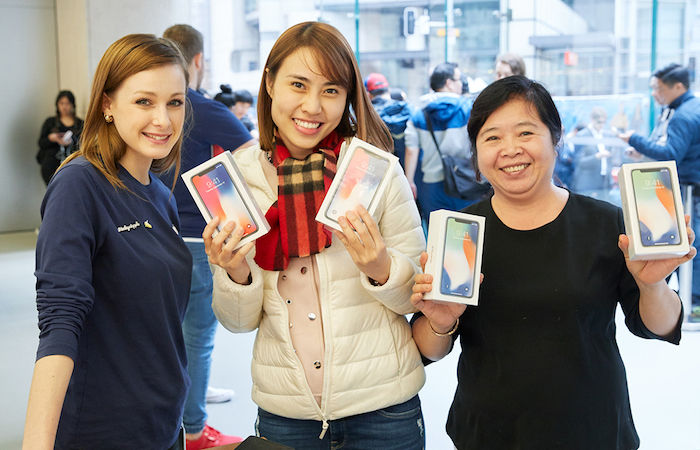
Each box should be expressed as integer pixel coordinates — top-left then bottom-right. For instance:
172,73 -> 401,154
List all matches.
104,114 -> 113,123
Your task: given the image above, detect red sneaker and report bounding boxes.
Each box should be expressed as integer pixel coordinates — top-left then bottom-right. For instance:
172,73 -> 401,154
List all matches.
186,424 -> 243,450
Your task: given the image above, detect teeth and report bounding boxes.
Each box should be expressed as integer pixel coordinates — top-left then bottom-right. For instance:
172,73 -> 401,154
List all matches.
502,164 -> 527,173
294,119 -> 321,129
144,133 -> 168,141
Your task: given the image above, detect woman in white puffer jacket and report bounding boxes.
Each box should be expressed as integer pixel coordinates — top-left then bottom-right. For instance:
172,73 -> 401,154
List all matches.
204,21 -> 426,450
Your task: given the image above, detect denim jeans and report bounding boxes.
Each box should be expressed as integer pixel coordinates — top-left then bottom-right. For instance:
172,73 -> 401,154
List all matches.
255,395 -> 425,450
682,187 -> 700,307
182,241 -> 217,433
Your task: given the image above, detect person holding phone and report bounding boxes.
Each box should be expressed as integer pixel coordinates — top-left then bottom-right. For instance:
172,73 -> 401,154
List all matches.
410,75 -> 695,450
204,22 -> 426,449
23,34 -> 192,450
36,90 -> 84,185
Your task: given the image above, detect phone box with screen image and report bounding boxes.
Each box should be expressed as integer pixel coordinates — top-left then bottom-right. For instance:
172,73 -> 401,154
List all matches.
315,137 -> 398,231
181,152 -> 270,250
619,161 -> 689,260
424,210 -> 485,305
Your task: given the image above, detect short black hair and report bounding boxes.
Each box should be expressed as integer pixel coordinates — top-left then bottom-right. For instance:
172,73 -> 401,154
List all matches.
654,63 -> 690,89
430,62 -> 458,91
233,89 -> 254,105
467,75 -> 562,179
213,84 -> 235,108
55,90 -> 76,118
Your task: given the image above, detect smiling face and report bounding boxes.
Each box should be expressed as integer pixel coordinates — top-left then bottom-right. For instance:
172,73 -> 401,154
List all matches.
475,97 -> 557,201
266,48 -> 348,159
103,64 -> 186,177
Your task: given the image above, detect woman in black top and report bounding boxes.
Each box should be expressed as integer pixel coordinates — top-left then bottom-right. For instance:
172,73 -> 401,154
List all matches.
37,90 -> 84,184
410,76 -> 695,449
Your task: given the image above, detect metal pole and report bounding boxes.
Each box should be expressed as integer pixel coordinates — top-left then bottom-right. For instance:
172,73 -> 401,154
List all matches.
649,0 -> 658,132
680,186 -> 700,330
680,186 -> 693,315
355,0 -> 360,62
444,0 -> 454,62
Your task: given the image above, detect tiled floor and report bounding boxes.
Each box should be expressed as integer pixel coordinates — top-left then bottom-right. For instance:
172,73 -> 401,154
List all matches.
1,231 -> 698,449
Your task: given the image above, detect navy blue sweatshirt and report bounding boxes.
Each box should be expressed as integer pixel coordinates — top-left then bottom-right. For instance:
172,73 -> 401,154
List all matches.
35,157 -> 192,449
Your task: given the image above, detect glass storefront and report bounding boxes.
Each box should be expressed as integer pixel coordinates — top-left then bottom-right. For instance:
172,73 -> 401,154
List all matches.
198,0 -> 698,205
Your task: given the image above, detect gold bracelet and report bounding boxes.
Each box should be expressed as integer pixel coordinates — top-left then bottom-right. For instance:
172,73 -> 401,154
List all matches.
429,318 -> 459,337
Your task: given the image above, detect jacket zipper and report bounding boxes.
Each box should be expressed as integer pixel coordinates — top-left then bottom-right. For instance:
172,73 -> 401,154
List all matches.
315,253 -> 333,439
319,420 -> 329,439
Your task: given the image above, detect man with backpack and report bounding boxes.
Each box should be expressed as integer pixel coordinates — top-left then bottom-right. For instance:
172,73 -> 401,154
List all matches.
405,62 -> 484,221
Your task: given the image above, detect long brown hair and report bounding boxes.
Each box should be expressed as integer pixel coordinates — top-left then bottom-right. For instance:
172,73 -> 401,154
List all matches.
257,22 -> 392,153
61,34 -> 189,189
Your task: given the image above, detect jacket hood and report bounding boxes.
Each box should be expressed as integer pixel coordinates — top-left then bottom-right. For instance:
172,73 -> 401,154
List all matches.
423,94 -> 471,123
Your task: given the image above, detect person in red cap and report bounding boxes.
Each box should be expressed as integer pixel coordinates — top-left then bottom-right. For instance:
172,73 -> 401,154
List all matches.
365,72 -> 389,93
365,73 -> 413,172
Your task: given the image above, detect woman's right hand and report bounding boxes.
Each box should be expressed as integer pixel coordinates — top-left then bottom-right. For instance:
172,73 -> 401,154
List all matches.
48,132 -> 63,144
410,252 -> 467,333
203,217 -> 255,284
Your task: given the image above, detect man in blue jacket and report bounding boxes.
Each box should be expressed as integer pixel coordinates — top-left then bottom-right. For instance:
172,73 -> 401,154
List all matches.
162,24 -> 255,449
620,63 -> 700,322
405,62 -> 476,221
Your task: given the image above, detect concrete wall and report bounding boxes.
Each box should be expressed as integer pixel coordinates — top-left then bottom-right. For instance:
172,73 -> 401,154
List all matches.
0,0 -> 193,232
0,0 -> 59,232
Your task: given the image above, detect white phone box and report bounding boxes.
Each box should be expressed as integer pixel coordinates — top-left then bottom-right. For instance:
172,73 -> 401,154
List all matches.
424,210 -> 485,305
618,161 -> 689,260
181,151 -> 270,250
315,137 -> 398,231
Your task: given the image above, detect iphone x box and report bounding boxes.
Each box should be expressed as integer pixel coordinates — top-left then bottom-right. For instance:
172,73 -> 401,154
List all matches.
619,161 -> 689,260
316,137 -> 398,231
181,152 -> 270,249
424,210 -> 485,305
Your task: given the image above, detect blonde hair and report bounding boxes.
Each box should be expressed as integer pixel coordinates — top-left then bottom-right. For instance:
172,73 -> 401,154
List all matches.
496,52 -> 526,77
257,22 -> 393,153
61,34 -> 189,189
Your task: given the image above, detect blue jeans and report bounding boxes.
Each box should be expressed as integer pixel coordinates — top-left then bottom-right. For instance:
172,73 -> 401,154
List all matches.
255,395 -> 424,450
682,187 -> 700,307
417,179 -> 474,224
182,241 -> 217,433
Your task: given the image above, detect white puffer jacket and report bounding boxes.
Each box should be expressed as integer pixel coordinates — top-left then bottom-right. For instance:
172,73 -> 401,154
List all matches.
212,141 -> 426,424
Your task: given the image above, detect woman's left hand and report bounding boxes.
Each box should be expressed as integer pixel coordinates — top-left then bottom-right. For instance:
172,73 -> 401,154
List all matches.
334,206 -> 391,284
619,215 -> 697,287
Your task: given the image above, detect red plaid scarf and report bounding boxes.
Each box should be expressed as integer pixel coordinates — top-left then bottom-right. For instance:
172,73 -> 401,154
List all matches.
254,132 -> 343,271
